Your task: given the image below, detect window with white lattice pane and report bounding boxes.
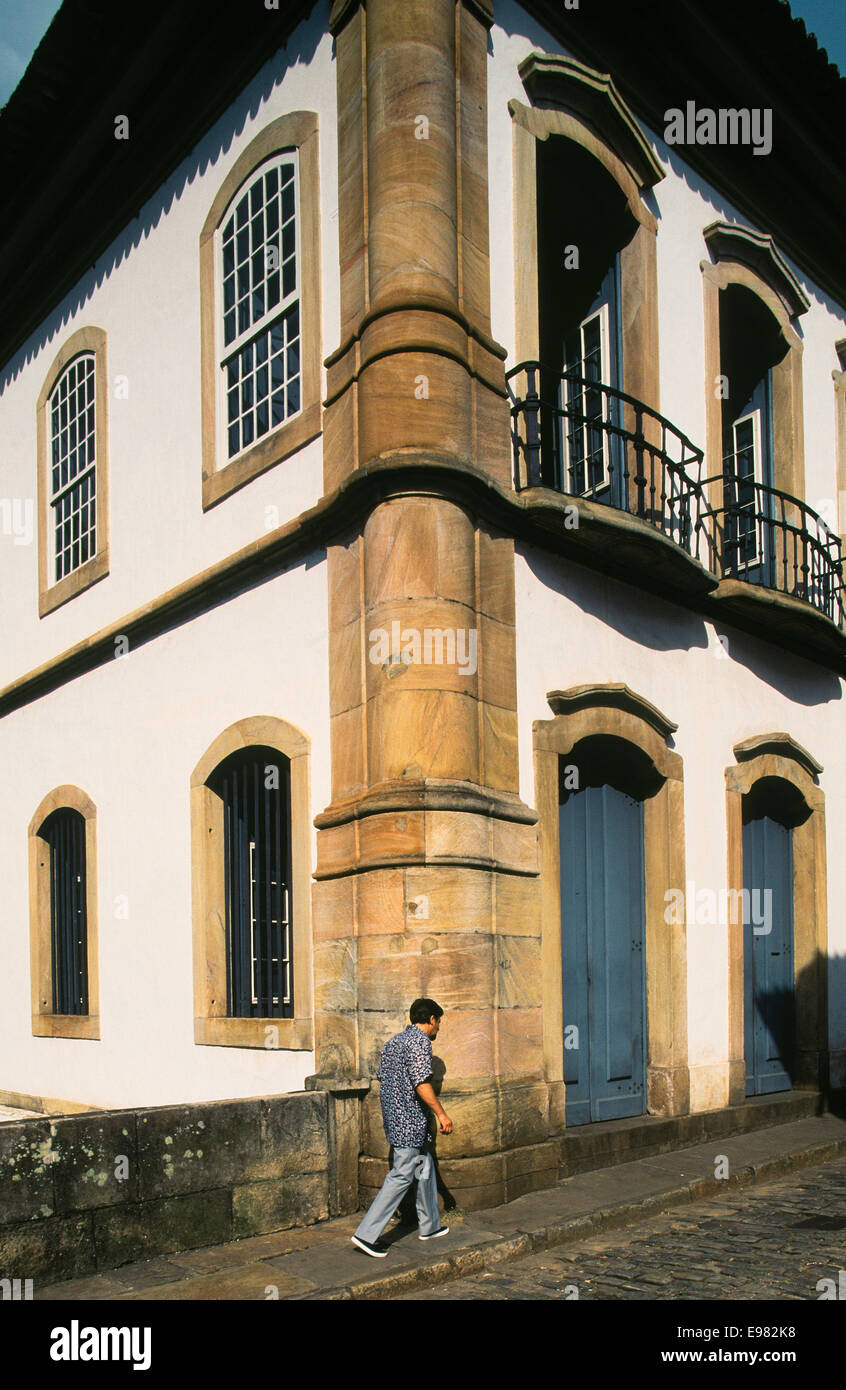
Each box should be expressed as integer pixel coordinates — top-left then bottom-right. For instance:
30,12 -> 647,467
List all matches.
217,152 -> 302,464
47,353 -> 97,582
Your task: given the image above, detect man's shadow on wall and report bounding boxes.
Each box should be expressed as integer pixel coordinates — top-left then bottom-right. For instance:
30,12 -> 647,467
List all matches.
395,1054 -> 457,1226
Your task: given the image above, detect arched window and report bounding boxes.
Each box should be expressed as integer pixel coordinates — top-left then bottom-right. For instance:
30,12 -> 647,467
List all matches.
48,354 -> 97,583
29,787 -> 100,1039
200,113 -> 321,509
208,745 -> 294,1020
42,808 -> 89,1016
190,717 -> 313,1049
36,327 -> 110,617
218,155 -> 301,463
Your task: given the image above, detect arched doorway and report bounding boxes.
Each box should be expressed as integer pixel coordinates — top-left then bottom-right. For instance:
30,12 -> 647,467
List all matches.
741,775 -> 811,1095
726,736 -> 828,1104
559,735 -> 663,1122
535,687 -> 690,1125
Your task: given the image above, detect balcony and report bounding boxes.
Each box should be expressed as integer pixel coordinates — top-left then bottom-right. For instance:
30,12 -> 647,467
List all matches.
507,362 -> 845,662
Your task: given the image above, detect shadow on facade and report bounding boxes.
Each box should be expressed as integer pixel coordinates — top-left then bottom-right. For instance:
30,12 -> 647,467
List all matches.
711,625 -> 842,706
520,545 -> 712,655
751,948 -> 845,1117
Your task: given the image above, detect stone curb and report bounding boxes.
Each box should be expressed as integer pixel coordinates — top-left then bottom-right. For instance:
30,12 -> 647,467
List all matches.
298,1136 -> 846,1300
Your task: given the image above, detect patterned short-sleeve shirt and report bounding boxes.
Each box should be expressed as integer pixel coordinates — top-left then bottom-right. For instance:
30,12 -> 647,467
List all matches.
378,1025 -> 433,1148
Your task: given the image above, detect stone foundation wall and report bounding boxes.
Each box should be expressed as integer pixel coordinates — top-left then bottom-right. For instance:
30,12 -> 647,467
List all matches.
0,1092 -> 333,1285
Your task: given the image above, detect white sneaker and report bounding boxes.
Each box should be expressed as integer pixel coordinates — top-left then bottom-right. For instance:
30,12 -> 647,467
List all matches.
418,1225 -> 450,1241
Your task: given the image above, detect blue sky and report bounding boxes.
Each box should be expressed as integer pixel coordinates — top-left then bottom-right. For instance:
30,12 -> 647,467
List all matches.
0,0 -> 61,109
0,0 -> 843,109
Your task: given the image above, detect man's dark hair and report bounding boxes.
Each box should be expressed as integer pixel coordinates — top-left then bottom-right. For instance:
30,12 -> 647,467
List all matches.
409,997 -> 443,1024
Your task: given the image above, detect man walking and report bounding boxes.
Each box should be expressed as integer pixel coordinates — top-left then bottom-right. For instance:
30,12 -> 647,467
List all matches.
351,998 -> 453,1257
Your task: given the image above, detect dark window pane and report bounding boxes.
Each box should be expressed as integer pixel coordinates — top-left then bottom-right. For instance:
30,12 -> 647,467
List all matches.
224,310 -> 236,345
282,261 -> 296,297
257,400 -> 269,436
267,272 -> 280,309
228,422 -> 240,457
243,413 -> 254,446
256,365 -> 268,400
287,378 -> 301,415
272,389 -> 286,424
255,333 -> 268,365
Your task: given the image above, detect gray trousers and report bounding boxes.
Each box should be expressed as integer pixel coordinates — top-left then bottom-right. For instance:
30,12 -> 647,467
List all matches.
354,1143 -> 440,1242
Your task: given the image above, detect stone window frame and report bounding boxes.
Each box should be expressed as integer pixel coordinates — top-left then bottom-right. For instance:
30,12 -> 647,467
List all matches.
725,734 -> 828,1105
28,785 -> 100,1040
190,716 -> 314,1049
533,684 -> 690,1124
36,327 -> 110,618
701,223 -> 809,511
510,54 -> 664,430
199,112 -> 322,511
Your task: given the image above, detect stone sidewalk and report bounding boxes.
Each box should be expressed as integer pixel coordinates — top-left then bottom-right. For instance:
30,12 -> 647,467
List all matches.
34,1111 -> 846,1301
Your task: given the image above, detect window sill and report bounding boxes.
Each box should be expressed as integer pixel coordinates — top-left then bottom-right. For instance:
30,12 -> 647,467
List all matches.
39,549 -> 109,618
194,1016 -> 314,1050
32,1014 -> 100,1040
201,403 -> 321,510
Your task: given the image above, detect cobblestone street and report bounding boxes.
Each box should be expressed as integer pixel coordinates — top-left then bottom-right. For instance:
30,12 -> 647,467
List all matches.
398,1156 -> 846,1300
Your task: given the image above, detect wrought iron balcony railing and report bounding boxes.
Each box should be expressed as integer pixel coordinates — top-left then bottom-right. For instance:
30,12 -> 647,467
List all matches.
507,362 -> 845,628
703,467 -> 845,628
506,362 -> 719,572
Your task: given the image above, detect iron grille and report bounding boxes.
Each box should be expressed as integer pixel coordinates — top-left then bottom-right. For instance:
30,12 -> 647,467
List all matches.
43,808 -> 89,1016
507,360 -> 718,572
212,747 -> 293,1018
705,468 -> 845,626
507,361 -> 844,627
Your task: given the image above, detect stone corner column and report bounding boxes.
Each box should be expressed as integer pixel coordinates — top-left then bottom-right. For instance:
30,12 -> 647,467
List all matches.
315,0 -> 555,1215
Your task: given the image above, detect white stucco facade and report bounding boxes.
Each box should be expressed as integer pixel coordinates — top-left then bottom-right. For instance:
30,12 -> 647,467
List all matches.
488,6 -> 846,1104
0,0 -> 843,1122
0,9 -> 336,1108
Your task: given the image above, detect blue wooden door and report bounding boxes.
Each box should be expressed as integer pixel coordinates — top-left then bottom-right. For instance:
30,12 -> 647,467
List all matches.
743,815 -> 794,1096
559,782 -> 646,1124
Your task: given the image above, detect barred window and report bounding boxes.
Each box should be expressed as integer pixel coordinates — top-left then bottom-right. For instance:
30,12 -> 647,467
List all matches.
42,808 -> 89,1016
48,353 -> 97,582
209,746 -> 294,1019
219,154 -> 301,462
